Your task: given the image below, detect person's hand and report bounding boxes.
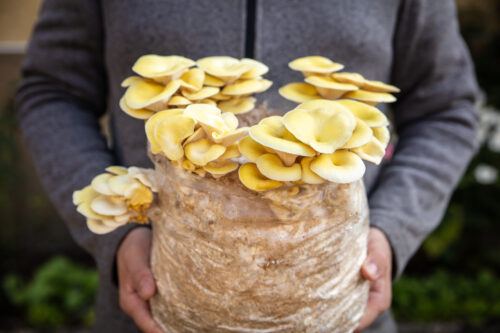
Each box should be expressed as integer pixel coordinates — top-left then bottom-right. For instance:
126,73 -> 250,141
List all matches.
355,227 -> 393,332
117,227 -> 163,333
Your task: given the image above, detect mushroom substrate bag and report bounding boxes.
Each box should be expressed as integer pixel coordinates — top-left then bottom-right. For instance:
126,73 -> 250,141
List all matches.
149,154 -> 370,333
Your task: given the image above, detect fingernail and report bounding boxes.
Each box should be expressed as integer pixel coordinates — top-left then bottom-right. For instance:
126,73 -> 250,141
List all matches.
366,261 -> 378,277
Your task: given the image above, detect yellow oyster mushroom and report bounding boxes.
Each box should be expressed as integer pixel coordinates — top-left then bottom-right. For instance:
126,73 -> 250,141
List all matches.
289,56 -> 344,76
351,138 -> 386,165
197,56 -> 252,83
310,150 -> 366,184
183,127 -> 206,147
121,76 -> 142,88
203,160 -> 239,178
305,75 -> 358,99
211,92 -> 232,101
218,143 -> 241,160
154,114 -> 196,160
342,119 -> 373,149
300,157 -> 326,185
127,167 -> 158,192
91,173 -> 114,196
124,182 -> 154,207
249,116 -> 316,157
238,163 -> 283,191
331,72 -> 366,86
124,78 -> 181,112
337,99 -> 389,127
294,99 -> 356,123
181,159 -> 197,172
168,95 -> 192,107
179,68 -> 205,92
107,174 -> 138,196
91,195 -> 128,216
212,127 -> 249,146
240,58 -> 269,79
145,109 -> 185,154
86,218 -> 121,235
362,79 -> 400,93
184,104 -> 229,138
182,86 -> 219,100
221,79 -> 266,96
256,153 -> 301,182
198,99 -> 217,106
105,166 -> 128,175
279,82 -> 320,103
218,97 -> 256,114
73,185 -> 98,208
283,108 -> 356,154
238,136 -> 268,162
119,96 -> 155,120
372,126 -> 390,148
132,55 -> 195,84
221,112 -> 239,130
203,73 -> 225,87
255,79 -> 273,93
343,89 -> 396,106
184,138 -> 226,166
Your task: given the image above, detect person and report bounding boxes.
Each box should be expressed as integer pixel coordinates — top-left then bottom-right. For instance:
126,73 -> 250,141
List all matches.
16,1 -> 479,332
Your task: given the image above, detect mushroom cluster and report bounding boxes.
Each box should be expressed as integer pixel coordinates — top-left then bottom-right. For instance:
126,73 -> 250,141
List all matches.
120,55 -> 272,119
237,99 -> 391,191
73,166 -> 157,233
279,56 -> 399,106
145,104 -> 247,178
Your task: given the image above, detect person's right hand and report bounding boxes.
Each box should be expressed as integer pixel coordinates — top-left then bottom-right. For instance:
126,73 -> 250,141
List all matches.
117,227 -> 163,333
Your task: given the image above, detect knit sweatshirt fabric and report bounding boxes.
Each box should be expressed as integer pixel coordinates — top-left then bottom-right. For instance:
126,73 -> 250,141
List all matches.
16,1 -> 479,332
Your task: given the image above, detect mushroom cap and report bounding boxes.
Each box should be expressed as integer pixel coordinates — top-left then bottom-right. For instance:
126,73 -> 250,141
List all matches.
337,99 -> 389,127
73,185 -> 97,206
283,107 -> 356,154
331,72 -> 366,86
279,82 -> 320,103
184,104 -> 229,137
255,79 -> 273,93
91,173 -> 114,196
310,150 -> 366,183
124,78 -> 181,110
121,76 -> 142,87
197,56 -> 251,82
372,126 -> 390,147
212,127 -> 249,146
119,96 -> 155,120
238,163 -> 283,191
351,138 -> 386,165
300,157 -> 326,184
203,73 -> 226,87
107,174 -> 138,196
221,79 -> 266,96
221,111 -> 239,130
305,75 -> 358,99
182,86 -> 219,100
341,118 -> 373,149
198,99 -> 217,106
218,97 -> 256,114
168,95 -> 192,106
362,79 -> 400,93
203,160 -> 239,176
240,58 -> 269,79
249,116 -> 316,156
343,89 -> 396,105
132,55 -> 195,80
294,99 -> 357,125
183,127 -> 206,147
256,153 -> 302,181
86,218 -> 121,235
218,143 -> 241,160
238,136 -> 268,162
211,92 -> 232,101
153,114 -> 196,160
127,167 -> 158,192
91,194 -> 128,216
125,182 -> 154,206
184,138 -> 226,166
145,109 -> 185,154
179,68 -> 205,92
105,166 -> 128,175
289,56 -> 344,74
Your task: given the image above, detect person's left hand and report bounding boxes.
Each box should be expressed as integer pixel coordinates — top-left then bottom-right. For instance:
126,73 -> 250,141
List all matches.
355,227 -> 393,332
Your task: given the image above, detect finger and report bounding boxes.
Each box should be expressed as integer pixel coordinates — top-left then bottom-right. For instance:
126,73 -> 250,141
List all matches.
125,237 -> 156,300
120,290 -> 163,333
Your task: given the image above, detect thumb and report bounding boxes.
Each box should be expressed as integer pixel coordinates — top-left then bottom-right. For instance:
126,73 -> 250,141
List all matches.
361,256 -> 381,281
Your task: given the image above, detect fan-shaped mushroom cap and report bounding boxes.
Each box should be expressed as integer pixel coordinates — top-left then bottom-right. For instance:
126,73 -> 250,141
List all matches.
182,86 -> 219,100
240,58 -> 269,79
331,72 -> 366,86
107,174 -> 138,196
91,195 -> 128,216
119,96 -> 156,120
91,173 -> 114,196
105,166 -> 128,175
86,218 -> 120,235
211,92 -> 232,101
351,138 -> 386,165
125,183 -> 154,206
310,150 -> 366,183
238,163 -> 283,191
168,95 -> 192,107
337,99 -> 389,127
305,75 -> 358,99
184,138 -> 226,166
342,119 -> 373,149
238,136 -> 268,162
218,143 -> 241,160
203,73 -> 225,87
154,114 -> 196,160
283,107 -> 356,154
132,55 -> 195,84
181,159 -> 197,172
197,56 -> 252,83
145,109 -> 185,154
295,99 -> 355,122
203,160 -> 239,177
121,76 -> 142,88
73,185 -> 97,206
289,56 -> 344,76
343,90 -> 396,106
279,82 -> 320,103
184,104 -> 229,137
300,157 -> 326,184
372,126 -> 390,148
183,128 -> 206,147
221,112 -> 239,130
179,68 -> 205,92
256,153 -> 301,181
362,79 -> 400,93
221,79 -> 266,96
127,167 -> 158,192
255,79 -> 273,93
124,78 -> 181,112
198,99 -> 217,106
212,127 -> 249,146
249,116 -> 316,157
218,97 -> 256,114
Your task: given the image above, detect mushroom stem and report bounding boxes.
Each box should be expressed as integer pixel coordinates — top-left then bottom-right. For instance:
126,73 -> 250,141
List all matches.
315,87 -> 347,100
275,151 -> 297,167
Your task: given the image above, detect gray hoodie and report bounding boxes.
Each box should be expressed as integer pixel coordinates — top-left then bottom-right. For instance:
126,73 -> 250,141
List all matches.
16,0 -> 479,332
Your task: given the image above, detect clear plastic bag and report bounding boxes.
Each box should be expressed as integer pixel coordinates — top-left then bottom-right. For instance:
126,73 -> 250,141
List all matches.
148,152 -> 369,333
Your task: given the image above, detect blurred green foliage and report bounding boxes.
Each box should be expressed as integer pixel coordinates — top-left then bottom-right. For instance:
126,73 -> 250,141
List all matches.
3,256 -> 98,329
